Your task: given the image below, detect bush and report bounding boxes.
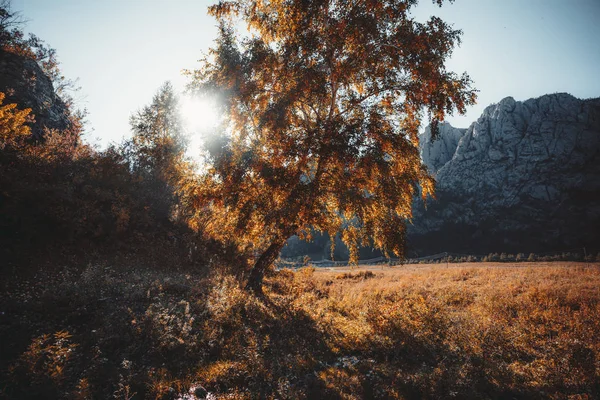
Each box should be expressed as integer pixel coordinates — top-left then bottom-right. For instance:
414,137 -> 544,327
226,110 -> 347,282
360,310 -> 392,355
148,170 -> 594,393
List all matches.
335,270 -> 377,280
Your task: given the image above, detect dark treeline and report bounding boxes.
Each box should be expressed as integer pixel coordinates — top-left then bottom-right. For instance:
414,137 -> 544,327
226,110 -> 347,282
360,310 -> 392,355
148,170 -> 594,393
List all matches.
0,3 -> 222,277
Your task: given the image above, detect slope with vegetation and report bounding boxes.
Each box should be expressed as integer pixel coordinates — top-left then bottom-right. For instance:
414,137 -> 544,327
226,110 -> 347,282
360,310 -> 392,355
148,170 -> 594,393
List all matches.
0,0 -> 210,274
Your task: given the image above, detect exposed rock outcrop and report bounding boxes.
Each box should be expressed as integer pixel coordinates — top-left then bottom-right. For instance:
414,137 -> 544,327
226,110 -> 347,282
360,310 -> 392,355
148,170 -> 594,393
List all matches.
410,93 -> 600,255
419,122 -> 466,174
0,49 -> 70,139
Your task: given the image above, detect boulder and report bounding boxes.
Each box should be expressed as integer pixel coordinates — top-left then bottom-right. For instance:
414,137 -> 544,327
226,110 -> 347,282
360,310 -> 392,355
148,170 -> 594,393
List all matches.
0,49 -> 70,139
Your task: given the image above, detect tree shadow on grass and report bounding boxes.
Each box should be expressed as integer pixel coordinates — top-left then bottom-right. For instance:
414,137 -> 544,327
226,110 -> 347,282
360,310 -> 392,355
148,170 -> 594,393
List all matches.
1,268 -> 593,399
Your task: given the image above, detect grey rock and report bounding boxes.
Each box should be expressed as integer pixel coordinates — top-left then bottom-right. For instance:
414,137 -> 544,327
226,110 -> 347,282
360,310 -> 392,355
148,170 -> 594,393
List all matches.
410,93 -> 600,254
0,49 -> 70,139
419,122 -> 466,174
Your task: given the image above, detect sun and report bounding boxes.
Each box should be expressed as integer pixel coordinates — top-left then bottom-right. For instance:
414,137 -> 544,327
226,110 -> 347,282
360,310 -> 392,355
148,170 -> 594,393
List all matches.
179,95 -> 219,132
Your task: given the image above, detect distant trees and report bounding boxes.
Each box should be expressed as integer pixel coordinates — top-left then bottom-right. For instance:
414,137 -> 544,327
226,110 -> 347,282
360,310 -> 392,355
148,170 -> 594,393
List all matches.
188,0 -> 476,291
128,82 -> 186,179
0,53 -> 200,269
126,82 -> 192,223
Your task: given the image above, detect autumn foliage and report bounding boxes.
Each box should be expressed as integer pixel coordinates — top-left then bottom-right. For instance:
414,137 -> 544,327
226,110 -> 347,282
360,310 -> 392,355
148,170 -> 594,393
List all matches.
0,92 -> 31,147
0,67 -> 200,272
188,0 -> 476,290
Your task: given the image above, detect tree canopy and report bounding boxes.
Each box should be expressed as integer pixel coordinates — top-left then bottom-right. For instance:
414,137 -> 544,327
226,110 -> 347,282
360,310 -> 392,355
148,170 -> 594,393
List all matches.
188,0 -> 476,291
128,83 -> 186,181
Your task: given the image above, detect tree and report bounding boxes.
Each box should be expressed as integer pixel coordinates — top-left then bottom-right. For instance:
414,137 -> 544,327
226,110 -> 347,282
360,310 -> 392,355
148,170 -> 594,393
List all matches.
127,82 -> 190,220
0,0 -> 23,46
129,82 -> 185,176
188,0 -> 476,292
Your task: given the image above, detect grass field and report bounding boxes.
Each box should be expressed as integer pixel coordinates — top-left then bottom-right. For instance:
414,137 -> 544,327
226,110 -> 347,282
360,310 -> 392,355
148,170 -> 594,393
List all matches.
312,260 -> 597,273
1,262 -> 599,399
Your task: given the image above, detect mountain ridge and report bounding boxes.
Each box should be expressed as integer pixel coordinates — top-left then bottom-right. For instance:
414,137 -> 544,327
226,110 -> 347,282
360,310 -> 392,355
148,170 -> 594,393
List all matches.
409,92 -> 600,255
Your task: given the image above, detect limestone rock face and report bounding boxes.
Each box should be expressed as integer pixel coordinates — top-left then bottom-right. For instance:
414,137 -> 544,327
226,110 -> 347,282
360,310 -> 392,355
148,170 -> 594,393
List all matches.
0,49 -> 70,139
419,122 -> 466,174
410,93 -> 600,255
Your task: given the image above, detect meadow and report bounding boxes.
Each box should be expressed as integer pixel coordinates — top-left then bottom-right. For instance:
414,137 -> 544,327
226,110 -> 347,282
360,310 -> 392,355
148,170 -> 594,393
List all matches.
1,262 -> 599,399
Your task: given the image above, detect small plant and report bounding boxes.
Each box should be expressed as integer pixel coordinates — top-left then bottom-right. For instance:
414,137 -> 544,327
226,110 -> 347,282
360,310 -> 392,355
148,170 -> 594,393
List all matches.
335,270 -> 377,280
113,360 -> 136,400
7,330 -> 79,397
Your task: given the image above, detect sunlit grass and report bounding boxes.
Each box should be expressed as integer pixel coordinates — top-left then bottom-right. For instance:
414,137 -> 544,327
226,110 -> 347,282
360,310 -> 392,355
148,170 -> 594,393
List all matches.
1,262 -> 599,399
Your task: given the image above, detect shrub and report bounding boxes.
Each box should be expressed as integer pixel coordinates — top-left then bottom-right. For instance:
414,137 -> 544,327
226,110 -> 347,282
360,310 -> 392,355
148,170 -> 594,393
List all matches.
335,270 -> 377,280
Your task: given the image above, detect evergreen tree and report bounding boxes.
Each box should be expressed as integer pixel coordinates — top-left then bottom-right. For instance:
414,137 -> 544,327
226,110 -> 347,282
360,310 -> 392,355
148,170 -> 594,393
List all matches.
127,82 -> 189,221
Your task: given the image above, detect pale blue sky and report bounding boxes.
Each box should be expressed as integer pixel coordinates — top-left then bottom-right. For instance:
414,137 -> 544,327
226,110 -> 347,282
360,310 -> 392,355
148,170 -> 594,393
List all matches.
12,0 -> 600,148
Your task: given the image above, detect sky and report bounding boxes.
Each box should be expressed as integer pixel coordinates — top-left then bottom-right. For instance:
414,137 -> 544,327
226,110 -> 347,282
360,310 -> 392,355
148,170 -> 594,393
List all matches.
11,0 -> 600,148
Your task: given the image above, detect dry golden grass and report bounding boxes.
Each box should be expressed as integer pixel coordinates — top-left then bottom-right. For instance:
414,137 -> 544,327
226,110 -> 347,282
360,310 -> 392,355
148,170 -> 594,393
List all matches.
1,262 -> 599,399
265,262 -> 600,399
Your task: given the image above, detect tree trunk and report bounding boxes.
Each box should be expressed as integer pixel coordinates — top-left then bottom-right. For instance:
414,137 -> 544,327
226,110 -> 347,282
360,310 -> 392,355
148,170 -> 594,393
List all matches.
245,240 -> 286,293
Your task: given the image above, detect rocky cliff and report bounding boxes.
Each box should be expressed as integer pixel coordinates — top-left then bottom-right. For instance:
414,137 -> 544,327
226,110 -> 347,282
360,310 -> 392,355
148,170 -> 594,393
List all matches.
409,93 -> 600,255
419,122 -> 466,174
0,49 -> 70,139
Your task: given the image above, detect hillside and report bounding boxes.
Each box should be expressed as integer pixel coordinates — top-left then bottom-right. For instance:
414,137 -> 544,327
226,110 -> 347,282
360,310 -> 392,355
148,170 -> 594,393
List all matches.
0,48 -> 71,139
